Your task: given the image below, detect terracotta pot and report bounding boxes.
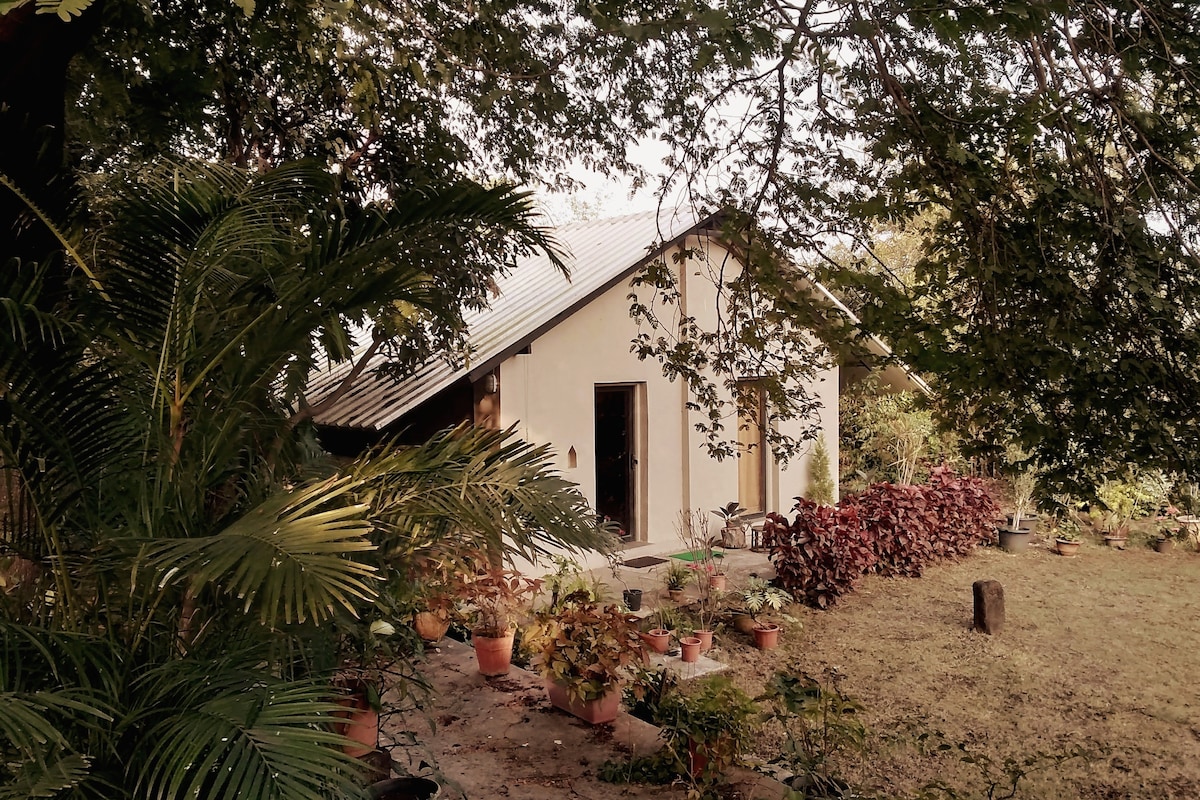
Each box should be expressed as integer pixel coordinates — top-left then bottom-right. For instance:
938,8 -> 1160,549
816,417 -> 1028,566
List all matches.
693,628 -> 714,652
679,636 -> 702,663
367,777 -> 440,800
639,628 -> 671,653
753,623 -> 780,650
412,611 -> 450,643
686,737 -> 729,778
334,689 -> 379,758
687,738 -> 709,778
1155,537 -> 1174,553
707,573 -> 727,591
667,588 -> 685,602
1054,539 -> 1081,557
544,680 -> 621,724
998,527 -> 1032,554
622,588 -> 643,611
1104,536 -> 1128,550
472,628 -> 515,676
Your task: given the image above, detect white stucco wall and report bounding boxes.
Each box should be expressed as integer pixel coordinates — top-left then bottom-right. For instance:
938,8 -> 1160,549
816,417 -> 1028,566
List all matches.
499,234 -> 840,565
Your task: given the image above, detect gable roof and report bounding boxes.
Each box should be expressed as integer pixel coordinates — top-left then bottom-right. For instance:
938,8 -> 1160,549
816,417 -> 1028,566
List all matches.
307,207 -> 718,431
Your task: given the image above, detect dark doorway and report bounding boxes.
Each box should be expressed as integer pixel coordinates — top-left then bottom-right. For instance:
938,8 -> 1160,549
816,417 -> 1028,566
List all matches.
595,385 -> 636,541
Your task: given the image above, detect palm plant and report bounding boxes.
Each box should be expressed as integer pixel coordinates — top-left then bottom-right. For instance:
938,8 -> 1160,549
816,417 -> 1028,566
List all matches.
0,160 -> 610,799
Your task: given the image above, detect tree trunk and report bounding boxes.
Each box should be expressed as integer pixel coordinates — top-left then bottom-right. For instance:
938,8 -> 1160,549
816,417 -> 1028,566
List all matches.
0,4 -> 103,282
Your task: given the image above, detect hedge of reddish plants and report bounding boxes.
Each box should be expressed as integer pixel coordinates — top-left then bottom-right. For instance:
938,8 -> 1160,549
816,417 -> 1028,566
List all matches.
763,467 -> 999,608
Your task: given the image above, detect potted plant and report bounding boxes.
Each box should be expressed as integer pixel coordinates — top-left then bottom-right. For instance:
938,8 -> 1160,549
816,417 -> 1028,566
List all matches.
658,676 -> 760,782
1096,479 -> 1139,550
679,508 -> 728,589
542,554 -> 600,612
332,610 -> 406,758
663,560 -> 691,601
527,594 -> 644,724
674,510 -> 721,650
999,447 -> 1039,552
639,605 -> 680,654
741,578 -> 792,650
1154,524 -> 1185,553
407,554 -> 467,644
1049,515 -> 1082,557
712,501 -> 748,549
462,564 -> 542,676
1174,480 -> 1200,547
367,776 -> 440,800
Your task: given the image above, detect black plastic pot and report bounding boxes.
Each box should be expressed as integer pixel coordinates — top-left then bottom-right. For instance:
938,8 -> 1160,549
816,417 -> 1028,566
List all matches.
1006,513 -> 1040,534
998,526 -> 1032,554
367,777 -> 439,800
622,588 -> 643,611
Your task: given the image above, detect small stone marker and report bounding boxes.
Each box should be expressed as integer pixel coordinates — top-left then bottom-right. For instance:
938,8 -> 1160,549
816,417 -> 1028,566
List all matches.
972,579 -> 1004,634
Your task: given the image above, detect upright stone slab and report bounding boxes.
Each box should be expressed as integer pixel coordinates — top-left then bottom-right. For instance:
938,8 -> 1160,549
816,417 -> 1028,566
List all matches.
972,579 -> 1004,634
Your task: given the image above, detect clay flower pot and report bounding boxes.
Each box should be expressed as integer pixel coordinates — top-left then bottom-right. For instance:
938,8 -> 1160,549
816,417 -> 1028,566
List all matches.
679,636 -> 702,663
752,623 -> 780,650
708,573 -> 727,591
412,611 -> 450,643
667,588 -> 685,602
1154,537 -> 1174,553
1054,539 -> 1081,557
1104,536 -> 1128,550
639,628 -> 671,653
472,627 -> 516,676
545,680 -> 621,724
333,686 -> 379,758
693,628 -> 714,652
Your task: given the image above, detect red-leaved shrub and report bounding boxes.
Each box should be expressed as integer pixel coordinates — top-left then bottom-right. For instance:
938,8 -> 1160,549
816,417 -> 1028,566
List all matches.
926,466 -> 1000,555
762,500 -> 875,609
846,483 -> 938,577
765,468 -> 1000,608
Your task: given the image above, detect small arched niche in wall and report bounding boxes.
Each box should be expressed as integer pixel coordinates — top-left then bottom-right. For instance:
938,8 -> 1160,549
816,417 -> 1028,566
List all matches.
567,446 -> 577,469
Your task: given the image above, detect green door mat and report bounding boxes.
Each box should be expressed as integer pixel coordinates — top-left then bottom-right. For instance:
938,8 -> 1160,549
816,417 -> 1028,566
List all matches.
669,550 -> 724,562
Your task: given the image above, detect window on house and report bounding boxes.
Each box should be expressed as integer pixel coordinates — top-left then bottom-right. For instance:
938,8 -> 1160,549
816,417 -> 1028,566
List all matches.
736,380 -> 766,514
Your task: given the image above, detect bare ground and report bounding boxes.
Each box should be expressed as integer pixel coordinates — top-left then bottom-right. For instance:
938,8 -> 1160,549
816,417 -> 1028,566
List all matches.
718,536 -> 1200,799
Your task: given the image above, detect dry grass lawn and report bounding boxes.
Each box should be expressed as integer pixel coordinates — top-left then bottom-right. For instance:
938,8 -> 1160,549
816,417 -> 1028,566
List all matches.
721,535 -> 1200,799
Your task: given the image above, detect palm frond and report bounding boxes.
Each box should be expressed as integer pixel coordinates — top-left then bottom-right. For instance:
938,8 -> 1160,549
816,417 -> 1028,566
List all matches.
132,663 -> 362,800
147,476 -> 377,627
0,753 -> 92,800
0,691 -> 110,756
353,426 -> 614,563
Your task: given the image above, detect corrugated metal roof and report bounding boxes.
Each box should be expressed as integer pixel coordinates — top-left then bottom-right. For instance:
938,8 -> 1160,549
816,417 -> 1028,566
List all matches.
308,207 -> 715,431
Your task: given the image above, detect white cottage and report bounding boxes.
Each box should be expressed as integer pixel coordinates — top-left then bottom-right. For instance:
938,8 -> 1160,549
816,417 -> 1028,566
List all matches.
309,208 -> 856,552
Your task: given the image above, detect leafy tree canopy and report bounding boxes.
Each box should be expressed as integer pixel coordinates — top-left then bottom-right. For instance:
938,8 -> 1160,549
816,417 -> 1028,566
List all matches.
648,0 -> 1200,491
6,0 -> 1200,488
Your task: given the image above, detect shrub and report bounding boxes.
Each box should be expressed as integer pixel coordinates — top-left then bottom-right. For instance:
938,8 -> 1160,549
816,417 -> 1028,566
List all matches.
806,435 -> 837,506
767,469 -> 998,607
926,466 -> 1000,556
763,501 -> 875,608
847,482 -> 938,577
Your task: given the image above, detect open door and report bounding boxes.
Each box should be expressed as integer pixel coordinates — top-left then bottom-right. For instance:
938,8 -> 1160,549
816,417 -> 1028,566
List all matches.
594,385 -> 636,541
